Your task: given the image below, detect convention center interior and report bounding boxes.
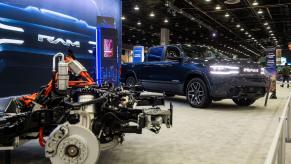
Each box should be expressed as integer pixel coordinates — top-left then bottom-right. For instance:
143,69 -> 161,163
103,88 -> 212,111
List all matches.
0,0 -> 291,164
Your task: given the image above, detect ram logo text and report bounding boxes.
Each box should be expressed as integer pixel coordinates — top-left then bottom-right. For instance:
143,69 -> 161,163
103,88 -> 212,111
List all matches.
243,68 -> 259,73
38,34 -> 80,48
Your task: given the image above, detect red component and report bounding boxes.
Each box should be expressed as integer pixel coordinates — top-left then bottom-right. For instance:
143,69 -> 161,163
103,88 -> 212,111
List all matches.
38,127 -> 46,147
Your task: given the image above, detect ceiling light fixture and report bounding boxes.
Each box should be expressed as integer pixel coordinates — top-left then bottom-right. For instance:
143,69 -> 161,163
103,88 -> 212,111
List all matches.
236,24 -> 241,28
134,5 -> 140,11
240,28 -> 245,31
212,32 -> 217,37
121,16 -> 126,20
264,22 -> 268,26
215,5 -> 221,10
149,11 -> 155,17
266,26 -> 271,30
252,0 -> 258,6
165,1 -> 170,7
257,9 -> 263,14
137,21 -> 141,25
164,18 -> 169,23
225,12 -> 230,17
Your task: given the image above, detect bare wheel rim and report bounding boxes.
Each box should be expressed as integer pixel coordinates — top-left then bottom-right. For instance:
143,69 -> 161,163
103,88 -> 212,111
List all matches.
187,81 -> 205,106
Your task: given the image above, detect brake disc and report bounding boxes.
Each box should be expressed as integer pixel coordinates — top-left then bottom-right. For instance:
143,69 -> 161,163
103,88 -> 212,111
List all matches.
46,124 -> 100,164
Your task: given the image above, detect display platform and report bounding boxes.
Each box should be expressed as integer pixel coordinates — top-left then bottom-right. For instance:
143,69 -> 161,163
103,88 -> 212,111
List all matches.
0,84 -> 290,164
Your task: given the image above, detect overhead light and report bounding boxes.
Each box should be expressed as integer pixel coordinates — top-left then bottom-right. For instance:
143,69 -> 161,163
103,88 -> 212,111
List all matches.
236,24 -> 241,28
225,12 -> 230,17
164,18 -> 169,23
264,22 -> 268,26
121,16 -> 126,20
266,26 -> 271,30
252,0 -> 258,6
165,1 -> 170,7
205,0 -> 211,2
270,33 -> 274,36
269,30 -> 273,33
240,28 -> 245,31
215,5 -> 221,10
134,5 -> 140,11
149,11 -> 155,17
245,32 -> 249,35
137,21 -> 141,25
212,32 -> 217,37
257,9 -> 263,14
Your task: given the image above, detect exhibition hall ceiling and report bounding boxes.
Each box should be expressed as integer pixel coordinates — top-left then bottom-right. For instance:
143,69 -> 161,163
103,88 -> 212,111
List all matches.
122,0 -> 291,57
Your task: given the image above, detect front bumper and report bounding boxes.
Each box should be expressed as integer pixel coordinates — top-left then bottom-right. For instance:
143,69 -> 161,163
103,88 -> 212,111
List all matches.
210,74 -> 267,99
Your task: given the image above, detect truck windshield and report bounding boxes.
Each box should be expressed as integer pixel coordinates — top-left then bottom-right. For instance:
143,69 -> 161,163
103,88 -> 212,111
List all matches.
181,45 -> 229,59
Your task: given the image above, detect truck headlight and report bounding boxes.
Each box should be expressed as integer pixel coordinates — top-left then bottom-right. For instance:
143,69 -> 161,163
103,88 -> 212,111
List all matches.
210,65 -> 239,75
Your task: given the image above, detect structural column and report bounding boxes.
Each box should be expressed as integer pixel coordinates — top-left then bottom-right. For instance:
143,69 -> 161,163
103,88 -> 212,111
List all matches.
160,28 -> 170,45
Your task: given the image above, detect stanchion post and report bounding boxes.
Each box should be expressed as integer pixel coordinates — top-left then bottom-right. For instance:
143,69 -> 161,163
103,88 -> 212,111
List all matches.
287,100 -> 291,142
282,119 -> 286,164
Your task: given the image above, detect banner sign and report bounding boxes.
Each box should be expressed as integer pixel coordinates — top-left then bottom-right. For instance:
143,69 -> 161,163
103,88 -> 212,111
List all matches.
133,46 -> 144,63
265,47 -> 276,77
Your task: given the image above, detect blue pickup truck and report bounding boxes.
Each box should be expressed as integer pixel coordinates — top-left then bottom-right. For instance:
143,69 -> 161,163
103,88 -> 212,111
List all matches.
121,45 -> 267,108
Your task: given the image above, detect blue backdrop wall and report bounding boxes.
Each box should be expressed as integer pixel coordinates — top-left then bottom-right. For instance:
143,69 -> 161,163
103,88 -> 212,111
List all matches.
0,0 -> 122,97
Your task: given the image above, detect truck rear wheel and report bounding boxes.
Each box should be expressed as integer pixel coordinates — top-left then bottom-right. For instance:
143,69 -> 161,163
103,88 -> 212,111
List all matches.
125,76 -> 136,87
232,98 -> 256,106
186,78 -> 211,108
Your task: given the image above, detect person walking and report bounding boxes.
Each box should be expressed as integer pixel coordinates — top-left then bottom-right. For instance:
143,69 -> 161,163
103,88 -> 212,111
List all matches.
281,63 -> 290,88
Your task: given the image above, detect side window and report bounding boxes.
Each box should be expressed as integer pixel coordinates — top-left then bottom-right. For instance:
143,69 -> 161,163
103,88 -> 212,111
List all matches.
166,46 -> 181,61
147,47 -> 164,62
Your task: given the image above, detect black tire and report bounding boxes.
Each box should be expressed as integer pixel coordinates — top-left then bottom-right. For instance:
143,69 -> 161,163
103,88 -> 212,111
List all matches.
125,76 -> 137,87
232,98 -> 256,106
165,93 -> 175,97
186,78 -> 211,108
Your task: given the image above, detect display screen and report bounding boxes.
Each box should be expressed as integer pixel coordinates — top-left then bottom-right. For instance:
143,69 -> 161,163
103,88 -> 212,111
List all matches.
104,39 -> 114,58
0,0 -> 121,97
282,49 -> 291,65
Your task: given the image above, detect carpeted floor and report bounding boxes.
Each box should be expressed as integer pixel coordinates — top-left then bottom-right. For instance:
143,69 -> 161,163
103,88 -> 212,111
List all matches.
0,85 -> 290,164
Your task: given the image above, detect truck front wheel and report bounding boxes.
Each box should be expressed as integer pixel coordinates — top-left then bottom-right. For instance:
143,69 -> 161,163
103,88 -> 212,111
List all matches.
186,78 -> 211,108
232,98 -> 256,106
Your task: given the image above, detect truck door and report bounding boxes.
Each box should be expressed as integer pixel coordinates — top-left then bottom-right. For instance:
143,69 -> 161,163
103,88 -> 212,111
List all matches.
158,46 -> 185,93
141,46 -> 165,91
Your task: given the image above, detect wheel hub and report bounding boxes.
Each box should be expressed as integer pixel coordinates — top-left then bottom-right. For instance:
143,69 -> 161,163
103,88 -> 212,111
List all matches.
65,145 -> 80,158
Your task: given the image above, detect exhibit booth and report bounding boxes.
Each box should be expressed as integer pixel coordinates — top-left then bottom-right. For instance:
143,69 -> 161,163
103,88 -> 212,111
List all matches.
0,0 -> 122,97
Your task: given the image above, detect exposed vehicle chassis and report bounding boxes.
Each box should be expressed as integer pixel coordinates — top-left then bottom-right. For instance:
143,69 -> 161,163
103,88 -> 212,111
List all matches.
0,53 -> 172,164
